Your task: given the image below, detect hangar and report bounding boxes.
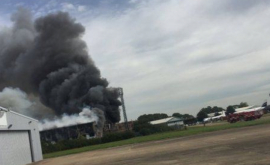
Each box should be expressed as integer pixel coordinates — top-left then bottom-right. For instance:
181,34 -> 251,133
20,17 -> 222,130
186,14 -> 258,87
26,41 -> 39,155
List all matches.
0,106 -> 43,165
150,117 -> 184,128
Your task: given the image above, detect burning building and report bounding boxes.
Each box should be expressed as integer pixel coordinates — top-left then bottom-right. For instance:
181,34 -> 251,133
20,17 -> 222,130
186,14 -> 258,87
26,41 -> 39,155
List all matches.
40,122 -> 96,143
0,8 -> 122,134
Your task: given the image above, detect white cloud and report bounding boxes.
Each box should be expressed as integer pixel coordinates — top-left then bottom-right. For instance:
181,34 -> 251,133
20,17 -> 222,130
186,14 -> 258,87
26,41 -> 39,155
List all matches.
60,3 -> 87,13
62,2 -> 75,10
79,0 -> 270,119
78,5 -> 86,12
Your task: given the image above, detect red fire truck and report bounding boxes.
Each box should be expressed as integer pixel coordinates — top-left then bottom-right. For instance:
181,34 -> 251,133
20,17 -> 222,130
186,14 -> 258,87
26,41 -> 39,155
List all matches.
227,110 -> 263,123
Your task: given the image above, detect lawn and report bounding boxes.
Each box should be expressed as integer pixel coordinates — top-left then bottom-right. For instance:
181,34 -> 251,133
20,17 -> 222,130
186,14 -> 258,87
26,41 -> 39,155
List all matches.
44,116 -> 270,159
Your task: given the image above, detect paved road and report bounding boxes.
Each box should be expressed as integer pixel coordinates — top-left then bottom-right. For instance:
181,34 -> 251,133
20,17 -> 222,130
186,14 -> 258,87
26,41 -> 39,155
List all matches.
33,124 -> 270,165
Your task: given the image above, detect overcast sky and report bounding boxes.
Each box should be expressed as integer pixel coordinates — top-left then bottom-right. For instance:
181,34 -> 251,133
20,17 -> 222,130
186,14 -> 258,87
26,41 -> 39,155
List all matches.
1,0 -> 270,121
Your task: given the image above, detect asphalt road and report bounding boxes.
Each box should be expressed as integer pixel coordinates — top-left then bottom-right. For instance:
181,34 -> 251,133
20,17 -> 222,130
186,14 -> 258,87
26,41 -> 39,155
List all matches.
33,124 -> 270,165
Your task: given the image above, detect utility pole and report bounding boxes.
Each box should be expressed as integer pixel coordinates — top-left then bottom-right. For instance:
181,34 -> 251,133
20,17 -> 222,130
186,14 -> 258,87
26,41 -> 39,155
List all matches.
118,88 -> 129,131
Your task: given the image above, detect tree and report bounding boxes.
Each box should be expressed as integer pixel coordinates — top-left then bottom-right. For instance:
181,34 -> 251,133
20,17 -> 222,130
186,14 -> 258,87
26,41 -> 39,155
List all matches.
172,113 -> 182,118
172,113 -> 194,119
226,106 -> 235,115
239,102 -> 248,108
212,106 -> 224,113
201,106 -> 212,114
137,113 -> 168,123
197,111 -> 208,122
183,114 -> 194,119
229,102 -> 249,109
199,106 -> 224,115
133,113 -> 169,134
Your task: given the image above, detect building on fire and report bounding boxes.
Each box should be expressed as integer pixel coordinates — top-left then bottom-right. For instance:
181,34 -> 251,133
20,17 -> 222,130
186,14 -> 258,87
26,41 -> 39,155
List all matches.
103,121 -> 134,133
40,122 -> 97,143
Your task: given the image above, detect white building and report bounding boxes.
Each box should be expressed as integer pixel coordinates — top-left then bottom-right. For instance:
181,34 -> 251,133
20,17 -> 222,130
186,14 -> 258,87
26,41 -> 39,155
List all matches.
234,105 -> 265,115
0,106 -> 43,165
150,117 -> 184,127
235,106 -> 254,112
204,111 -> 226,122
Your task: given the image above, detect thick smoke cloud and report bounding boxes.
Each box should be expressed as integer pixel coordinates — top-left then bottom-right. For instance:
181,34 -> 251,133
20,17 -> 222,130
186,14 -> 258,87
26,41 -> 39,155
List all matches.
0,8 -> 121,123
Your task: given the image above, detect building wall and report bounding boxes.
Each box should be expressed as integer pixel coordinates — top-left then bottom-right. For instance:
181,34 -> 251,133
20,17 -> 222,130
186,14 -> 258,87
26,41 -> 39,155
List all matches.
167,121 -> 184,127
40,122 -> 95,142
115,121 -> 134,132
103,121 -> 134,133
0,131 -> 33,165
0,110 -> 43,162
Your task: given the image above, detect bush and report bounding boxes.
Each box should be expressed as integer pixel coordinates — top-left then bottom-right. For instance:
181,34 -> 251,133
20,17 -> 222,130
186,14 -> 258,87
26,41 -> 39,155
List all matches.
102,131 -> 135,143
41,131 -> 135,154
139,128 -> 153,136
134,119 -> 177,136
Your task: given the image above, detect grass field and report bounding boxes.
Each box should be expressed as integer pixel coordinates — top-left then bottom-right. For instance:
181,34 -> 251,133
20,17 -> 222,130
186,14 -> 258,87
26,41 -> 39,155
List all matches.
44,115 -> 270,159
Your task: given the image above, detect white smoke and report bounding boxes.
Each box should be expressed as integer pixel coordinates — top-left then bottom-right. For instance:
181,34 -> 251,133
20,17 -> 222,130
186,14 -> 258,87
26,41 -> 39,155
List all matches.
0,87 -> 33,115
0,87 -> 105,131
39,107 -> 104,131
0,87 -> 54,119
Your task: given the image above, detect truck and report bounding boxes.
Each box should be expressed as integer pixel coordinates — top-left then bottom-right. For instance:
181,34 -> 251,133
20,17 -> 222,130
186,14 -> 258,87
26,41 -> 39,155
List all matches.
227,110 -> 263,123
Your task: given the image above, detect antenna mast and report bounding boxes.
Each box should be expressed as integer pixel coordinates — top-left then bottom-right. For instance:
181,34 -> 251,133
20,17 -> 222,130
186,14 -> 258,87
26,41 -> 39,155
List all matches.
118,88 -> 129,130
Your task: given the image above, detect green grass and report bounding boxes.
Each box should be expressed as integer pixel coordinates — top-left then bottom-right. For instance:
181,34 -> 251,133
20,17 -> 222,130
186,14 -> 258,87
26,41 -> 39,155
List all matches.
44,117 -> 270,159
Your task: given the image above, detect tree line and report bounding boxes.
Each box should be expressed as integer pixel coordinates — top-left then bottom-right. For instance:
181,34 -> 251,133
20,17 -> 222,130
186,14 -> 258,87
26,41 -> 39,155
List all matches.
133,102 -> 249,134
133,113 -> 194,135
196,102 -> 249,122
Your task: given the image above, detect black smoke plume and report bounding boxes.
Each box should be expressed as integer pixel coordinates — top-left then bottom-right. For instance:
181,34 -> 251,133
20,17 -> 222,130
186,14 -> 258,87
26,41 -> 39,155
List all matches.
0,8 -> 121,123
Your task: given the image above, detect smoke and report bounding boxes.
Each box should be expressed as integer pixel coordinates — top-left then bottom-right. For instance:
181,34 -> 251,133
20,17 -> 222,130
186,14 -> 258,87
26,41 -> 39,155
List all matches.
0,8 -> 121,126
80,107 -> 105,129
39,107 -> 104,131
0,87 -> 32,115
0,87 -> 54,118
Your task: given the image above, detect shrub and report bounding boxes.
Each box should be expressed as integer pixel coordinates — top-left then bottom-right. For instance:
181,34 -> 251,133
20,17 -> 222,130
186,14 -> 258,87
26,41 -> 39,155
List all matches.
102,131 -> 135,143
139,128 -> 153,136
134,120 -> 177,136
41,131 -> 135,154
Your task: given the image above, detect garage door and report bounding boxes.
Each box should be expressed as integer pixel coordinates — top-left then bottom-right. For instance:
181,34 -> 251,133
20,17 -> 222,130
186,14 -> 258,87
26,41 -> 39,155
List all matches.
0,131 -> 32,165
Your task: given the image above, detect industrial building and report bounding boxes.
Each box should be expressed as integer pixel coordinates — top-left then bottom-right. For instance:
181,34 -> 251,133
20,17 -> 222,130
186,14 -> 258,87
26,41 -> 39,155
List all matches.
103,121 -> 134,133
40,122 -> 96,143
0,106 -> 43,165
150,117 -> 184,128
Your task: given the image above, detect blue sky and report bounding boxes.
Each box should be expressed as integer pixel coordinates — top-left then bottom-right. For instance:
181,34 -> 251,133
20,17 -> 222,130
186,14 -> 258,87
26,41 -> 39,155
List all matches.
1,0 -> 270,121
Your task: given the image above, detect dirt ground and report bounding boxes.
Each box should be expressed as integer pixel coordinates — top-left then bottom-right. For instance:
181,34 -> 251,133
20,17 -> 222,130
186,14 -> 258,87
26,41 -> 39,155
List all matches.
33,124 -> 270,165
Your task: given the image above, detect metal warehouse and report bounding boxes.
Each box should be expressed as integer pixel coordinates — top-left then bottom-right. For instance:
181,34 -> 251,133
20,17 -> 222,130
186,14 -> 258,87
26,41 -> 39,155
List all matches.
150,117 -> 184,128
0,106 -> 43,165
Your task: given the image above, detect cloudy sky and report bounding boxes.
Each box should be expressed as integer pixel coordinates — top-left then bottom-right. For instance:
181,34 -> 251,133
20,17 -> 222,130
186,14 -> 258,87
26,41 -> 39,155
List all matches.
1,0 -> 270,121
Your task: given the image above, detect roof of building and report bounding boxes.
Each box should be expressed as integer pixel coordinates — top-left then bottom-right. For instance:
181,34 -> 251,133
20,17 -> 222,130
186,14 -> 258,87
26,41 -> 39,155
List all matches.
0,106 -> 8,112
207,113 -> 216,117
207,110 -> 226,117
10,110 -> 38,122
0,105 -> 38,122
235,107 -> 264,114
150,117 -> 183,125
235,106 -> 254,112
